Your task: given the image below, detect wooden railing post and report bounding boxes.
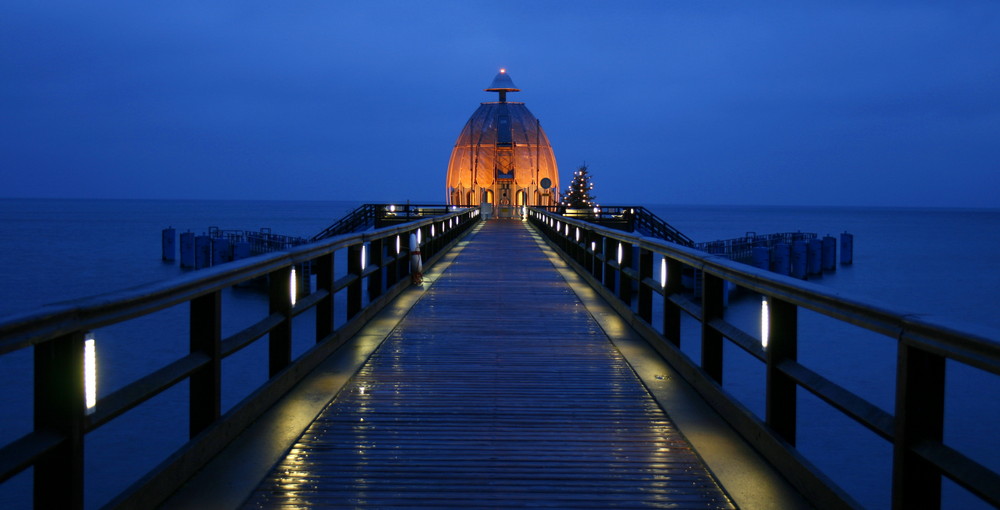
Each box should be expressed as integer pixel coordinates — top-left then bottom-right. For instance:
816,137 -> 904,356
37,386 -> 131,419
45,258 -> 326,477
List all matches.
190,291 -> 221,437
581,228 -> 593,275
603,238 -> 616,294
347,243 -> 363,319
592,234 -> 604,283
386,235 -> 399,288
701,272 -> 725,383
663,258 -> 683,347
367,238 -> 384,300
315,253 -> 334,343
34,331 -> 86,509
637,248 -> 653,323
619,242 -> 633,306
268,266 -> 292,377
766,296 -> 797,445
892,343 -> 944,510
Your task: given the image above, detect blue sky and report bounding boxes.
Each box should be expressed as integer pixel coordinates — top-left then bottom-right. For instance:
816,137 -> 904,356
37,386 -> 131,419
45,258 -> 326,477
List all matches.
2,2 -> 998,207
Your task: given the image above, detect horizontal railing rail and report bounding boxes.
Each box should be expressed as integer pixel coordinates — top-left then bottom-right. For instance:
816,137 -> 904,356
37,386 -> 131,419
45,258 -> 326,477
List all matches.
311,203 -> 458,241
529,207 -> 1000,510
534,204 -> 696,246
0,208 -> 480,510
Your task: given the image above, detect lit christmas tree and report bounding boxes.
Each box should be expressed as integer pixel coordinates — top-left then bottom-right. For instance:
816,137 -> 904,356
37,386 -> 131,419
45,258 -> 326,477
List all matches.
561,164 -> 597,208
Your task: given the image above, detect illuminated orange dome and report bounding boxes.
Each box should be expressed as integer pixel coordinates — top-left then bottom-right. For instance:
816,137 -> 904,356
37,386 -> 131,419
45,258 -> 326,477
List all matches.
445,70 -> 559,215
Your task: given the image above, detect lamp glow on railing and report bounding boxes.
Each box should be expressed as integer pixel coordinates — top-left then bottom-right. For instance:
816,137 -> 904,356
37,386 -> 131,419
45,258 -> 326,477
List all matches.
361,244 -> 367,271
431,224 -> 435,237
84,332 -> 97,412
575,227 -> 580,242
761,297 -> 769,349
290,267 -> 298,306
660,258 -> 667,288
396,235 -> 401,254
617,244 -> 623,265
591,241 -> 596,252
417,229 -> 422,245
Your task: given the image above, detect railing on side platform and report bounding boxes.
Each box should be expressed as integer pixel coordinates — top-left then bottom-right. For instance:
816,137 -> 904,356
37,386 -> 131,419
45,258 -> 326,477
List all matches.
529,207 -> 1000,510
534,205 -> 695,247
0,208 -> 480,510
311,203 -> 456,241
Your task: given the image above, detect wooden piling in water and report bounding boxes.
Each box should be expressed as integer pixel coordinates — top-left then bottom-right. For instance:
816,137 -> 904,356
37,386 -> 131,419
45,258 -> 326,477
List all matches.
162,228 -> 176,261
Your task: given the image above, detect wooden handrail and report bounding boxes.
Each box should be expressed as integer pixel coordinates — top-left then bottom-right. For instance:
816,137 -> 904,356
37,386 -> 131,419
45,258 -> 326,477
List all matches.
0,208 -> 480,509
530,207 -> 1000,510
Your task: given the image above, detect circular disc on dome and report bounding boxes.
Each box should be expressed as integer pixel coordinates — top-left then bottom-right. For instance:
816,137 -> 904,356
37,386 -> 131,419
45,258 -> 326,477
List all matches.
540,178 -> 552,189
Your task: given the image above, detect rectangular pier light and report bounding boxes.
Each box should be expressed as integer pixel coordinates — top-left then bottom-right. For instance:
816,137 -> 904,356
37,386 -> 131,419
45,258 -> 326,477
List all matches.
361,244 -> 367,271
660,258 -> 667,288
617,244 -> 623,265
761,296 -> 770,349
396,235 -> 401,254
290,267 -> 298,306
84,332 -> 97,412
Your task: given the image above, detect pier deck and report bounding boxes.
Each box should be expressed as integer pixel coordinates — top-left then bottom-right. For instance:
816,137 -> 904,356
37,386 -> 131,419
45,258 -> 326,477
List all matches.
245,220 -> 730,508
164,220 -> 807,509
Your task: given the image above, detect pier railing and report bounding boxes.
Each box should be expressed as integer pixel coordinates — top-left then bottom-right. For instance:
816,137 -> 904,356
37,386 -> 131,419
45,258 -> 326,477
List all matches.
311,203 -> 455,241
0,208 -> 479,510
534,205 -> 696,246
529,208 -> 1000,510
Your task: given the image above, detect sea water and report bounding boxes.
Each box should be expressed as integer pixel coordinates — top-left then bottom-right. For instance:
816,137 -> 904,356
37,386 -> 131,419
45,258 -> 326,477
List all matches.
0,199 -> 997,508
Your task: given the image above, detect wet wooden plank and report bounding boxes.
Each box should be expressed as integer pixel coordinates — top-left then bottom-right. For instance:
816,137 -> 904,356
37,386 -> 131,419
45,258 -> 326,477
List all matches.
243,220 -> 734,509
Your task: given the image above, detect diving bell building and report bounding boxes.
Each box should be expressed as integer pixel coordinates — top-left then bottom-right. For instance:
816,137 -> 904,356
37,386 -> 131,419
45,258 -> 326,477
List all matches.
445,70 -> 560,217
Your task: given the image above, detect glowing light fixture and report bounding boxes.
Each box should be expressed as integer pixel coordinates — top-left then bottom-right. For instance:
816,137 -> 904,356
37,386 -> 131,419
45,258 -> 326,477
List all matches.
389,204 -> 396,213
361,244 -> 367,271
431,224 -> 436,237
84,332 -> 97,412
660,258 -> 667,288
396,235 -> 401,254
575,227 -> 580,242
617,244 -> 623,265
761,297 -> 770,349
290,267 -> 298,306
417,229 -> 422,245
591,241 -> 596,252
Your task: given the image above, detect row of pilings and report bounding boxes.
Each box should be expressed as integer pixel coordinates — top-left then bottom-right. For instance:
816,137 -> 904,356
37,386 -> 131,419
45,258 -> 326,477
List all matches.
160,227 -> 313,297
161,227 -> 309,269
750,232 -> 854,279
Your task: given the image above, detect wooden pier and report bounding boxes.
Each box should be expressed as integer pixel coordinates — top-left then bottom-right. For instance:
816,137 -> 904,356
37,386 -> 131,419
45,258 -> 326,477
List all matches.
6,207 -> 998,509
240,220 -> 732,508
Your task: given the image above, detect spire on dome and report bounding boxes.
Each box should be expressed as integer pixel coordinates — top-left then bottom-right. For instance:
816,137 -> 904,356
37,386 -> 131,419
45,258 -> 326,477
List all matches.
485,69 -> 520,102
